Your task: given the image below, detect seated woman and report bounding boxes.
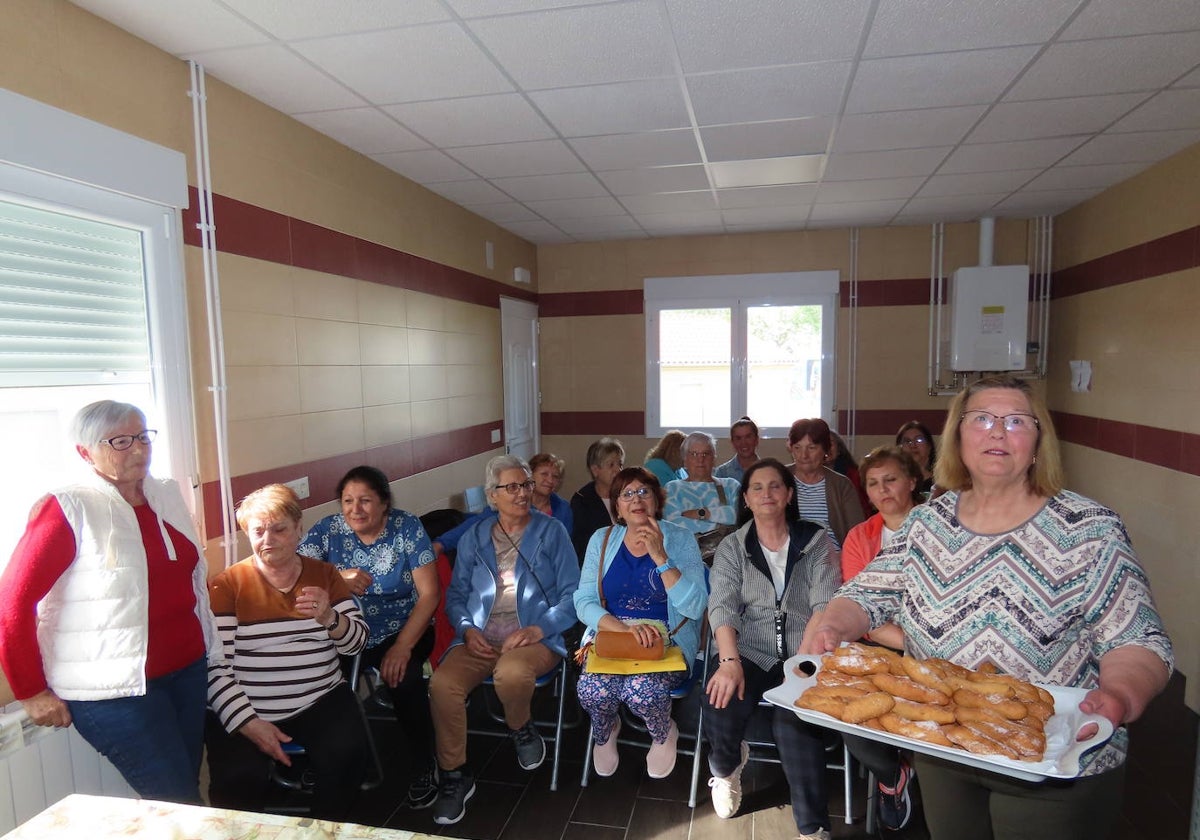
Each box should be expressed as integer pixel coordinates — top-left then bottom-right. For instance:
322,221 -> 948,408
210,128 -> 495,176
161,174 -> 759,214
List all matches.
570,437 -> 625,560
714,416 -> 760,483
643,430 -> 686,488
838,446 -> 924,832
429,455 -> 580,827
435,453 -> 572,556
205,484 -> 369,821
704,459 -> 841,839
297,465 -> 440,810
895,420 -> 937,497
786,418 -> 864,549
574,467 -> 707,780
664,431 -> 741,562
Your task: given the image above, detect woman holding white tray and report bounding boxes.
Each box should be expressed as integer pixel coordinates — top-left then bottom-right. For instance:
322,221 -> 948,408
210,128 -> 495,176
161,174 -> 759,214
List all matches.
804,375 -> 1174,840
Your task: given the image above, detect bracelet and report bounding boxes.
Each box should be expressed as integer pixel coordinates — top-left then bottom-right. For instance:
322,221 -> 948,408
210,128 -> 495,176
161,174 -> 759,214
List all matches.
719,656 -> 740,664
324,613 -> 340,630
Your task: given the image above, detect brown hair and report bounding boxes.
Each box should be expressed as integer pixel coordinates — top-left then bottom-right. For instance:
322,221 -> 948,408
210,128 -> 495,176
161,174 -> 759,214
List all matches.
730,416 -> 760,438
860,446 -> 924,504
787,417 -> 831,453
895,420 -> 937,471
646,430 -> 686,470
529,452 -> 566,477
609,467 -> 666,524
933,375 -> 1063,496
236,484 -> 303,532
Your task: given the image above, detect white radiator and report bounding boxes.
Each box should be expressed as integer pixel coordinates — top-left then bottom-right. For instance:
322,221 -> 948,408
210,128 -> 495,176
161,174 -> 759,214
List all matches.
0,707 -> 134,834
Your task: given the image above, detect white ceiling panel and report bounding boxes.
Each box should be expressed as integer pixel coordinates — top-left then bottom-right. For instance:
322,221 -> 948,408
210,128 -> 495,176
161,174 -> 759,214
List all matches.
72,0 -> 267,53
226,0 -> 450,39
465,201 -> 541,223
969,93 -> 1150,144
1061,129 -> 1200,166
824,147 -> 952,181
833,106 -> 987,154
939,136 -> 1088,173
568,131 -> 702,170
721,205 -> 813,226
1007,32 -> 1200,101
466,1 -> 673,89
716,184 -> 819,209
995,188 -> 1103,215
1111,89 -> 1200,133
187,45 -> 367,113
371,149 -> 476,182
524,196 -> 628,219
500,219 -> 574,242
622,192 -> 717,215
667,0 -> 871,73
384,94 -> 556,147
293,108 -> 429,155
1022,162 -> 1147,191
633,210 -> 725,234
899,194 -> 1009,216
555,215 -> 646,236
687,63 -> 851,125
596,166 -> 711,195
424,179 -> 514,205
808,199 -> 906,223
531,79 -> 691,136
918,170 -> 1042,197
1062,0 -> 1200,39
865,0 -> 1080,57
700,118 -> 835,161
847,47 -> 1040,113
446,0 -> 626,17
488,172 -> 609,201
818,177 -> 926,203
447,140 -> 584,178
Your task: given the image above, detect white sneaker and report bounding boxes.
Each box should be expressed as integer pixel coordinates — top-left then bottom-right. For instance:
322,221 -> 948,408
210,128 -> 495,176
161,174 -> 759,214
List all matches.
796,829 -> 831,840
708,740 -> 749,819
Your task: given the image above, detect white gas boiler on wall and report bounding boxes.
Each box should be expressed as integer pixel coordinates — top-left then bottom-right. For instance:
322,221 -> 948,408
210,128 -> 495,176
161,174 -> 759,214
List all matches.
947,265 -> 1029,372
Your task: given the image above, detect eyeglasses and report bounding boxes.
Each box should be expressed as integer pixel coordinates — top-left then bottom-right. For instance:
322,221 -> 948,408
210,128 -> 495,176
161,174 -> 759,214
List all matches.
686,450 -> 714,460
900,436 -> 928,446
960,410 -> 1039,434
618,487 -> 652,501
100,430 -> 157,450
495,480 -> 536,496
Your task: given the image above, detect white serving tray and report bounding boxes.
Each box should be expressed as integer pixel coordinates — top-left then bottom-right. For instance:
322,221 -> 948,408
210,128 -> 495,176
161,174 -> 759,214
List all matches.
764,654 -> 1114,782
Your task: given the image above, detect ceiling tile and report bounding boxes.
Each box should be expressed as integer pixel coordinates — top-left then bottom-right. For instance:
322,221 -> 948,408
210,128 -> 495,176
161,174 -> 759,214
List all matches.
384,93 -> 556,146
447,0 -> 623,16
531,79 -> 691,136
293,23 -> 513,103
72,0 -> 267,53
808,199 -> 906,223
666,0 -> 871,72
898,193 -> 1008,216
226,0 -> 449,39
918,170 -> 1041,197
568,130 -> 702,170
186,44 -> 366,112
293,108 -> 429,155
993,188 -> 1101,215
555,216 -> 647,237
524,195 -> 627,219
632,210 -> 726,234
596,166 -> 711,196
1006,32 -> 1200,101
622,192 -> 717,215
700,118 -> 834,161
499,219 -> 573,243
1062,0 -> 1200,39
1023,162 -> 1148,191
687,63 -> 851,125
447,140 -> 584,178
818,177 -> 926,203
1175,67 -> 1200,88
466,2 -> 673,89
847,47 -> 1039,113
721,205 -> 813,226
710,156 -> 824,188
424,179 -> 513,205
866,0 -> 1078,57
465,201 -> 540,223
716,184 -> 819,209
823,147 -> 952,181
939,136 -> 1086,173
488,172 -> 609,201
371,149 -> 477,182
833,106 -> 986,153
1060,129 -> 1200,166
1111,89 -> 1200,133
970,93 -> 1152,144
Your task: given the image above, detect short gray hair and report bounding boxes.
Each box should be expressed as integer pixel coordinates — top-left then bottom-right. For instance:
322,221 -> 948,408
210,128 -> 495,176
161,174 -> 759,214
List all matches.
484,454 -> 531,493
70,400 -> 145,447
683,431 -> 716,456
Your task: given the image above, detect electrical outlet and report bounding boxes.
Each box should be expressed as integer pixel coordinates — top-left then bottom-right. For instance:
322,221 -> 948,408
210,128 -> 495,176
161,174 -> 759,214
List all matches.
490,428 -> 501,443
285,476 -> 310,500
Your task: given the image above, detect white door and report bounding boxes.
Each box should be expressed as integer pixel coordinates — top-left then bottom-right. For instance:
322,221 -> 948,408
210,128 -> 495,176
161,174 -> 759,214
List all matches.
500,297 -> 539,461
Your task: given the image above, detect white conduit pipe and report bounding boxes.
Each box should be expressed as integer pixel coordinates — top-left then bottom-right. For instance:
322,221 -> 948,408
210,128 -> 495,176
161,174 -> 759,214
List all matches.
1040,215 -> 1053,378
846,228 -> 859,448
188,61 -> 236,569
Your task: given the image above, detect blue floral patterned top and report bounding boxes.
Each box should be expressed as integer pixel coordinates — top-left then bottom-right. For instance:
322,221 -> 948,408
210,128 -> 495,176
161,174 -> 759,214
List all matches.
298,509 -> 435,648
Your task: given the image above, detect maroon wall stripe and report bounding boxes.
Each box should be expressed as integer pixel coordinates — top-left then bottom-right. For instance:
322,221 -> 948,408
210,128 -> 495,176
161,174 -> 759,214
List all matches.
199,421 -> 502,538
182,187 -> 536,307
1052,224 -> 1200,299
540,289 -> 644,317
541,411 -> 645,437
1053,411 -> 1199,476
836,409 -> 949,438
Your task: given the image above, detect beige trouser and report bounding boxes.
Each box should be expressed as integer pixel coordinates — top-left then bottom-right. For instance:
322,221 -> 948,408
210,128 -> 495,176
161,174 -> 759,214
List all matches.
429,642 -> 560,772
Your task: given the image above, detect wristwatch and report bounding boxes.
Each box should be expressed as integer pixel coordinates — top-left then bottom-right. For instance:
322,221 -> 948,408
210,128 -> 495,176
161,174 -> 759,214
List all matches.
697,508 -> 707,519
654,559 -> 676,575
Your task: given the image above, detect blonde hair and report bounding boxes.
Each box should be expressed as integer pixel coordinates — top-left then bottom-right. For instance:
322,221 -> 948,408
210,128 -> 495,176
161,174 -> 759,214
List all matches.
646,430 -> 686,470
236,484 -> 303,532
933,375 -> 1063,496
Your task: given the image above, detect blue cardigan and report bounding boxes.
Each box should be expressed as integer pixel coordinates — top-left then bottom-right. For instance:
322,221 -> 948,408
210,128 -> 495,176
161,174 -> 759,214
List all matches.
574,519 -> 708,667
443,510 -> 580,658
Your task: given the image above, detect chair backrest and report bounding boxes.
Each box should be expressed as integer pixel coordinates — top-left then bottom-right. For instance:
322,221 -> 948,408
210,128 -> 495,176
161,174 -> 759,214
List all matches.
464,485 -> 488,513
420,508 -> 467,540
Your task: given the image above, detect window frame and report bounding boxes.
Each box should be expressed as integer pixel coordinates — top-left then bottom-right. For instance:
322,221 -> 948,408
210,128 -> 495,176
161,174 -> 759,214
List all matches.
644,271 -> 839,439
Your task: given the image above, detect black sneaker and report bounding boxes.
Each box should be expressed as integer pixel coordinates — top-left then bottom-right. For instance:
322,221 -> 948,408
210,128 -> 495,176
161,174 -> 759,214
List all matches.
404,765 -> 438,810
877,758 -> 915,831
512,720 -> 546,771
431,768 -> 475,826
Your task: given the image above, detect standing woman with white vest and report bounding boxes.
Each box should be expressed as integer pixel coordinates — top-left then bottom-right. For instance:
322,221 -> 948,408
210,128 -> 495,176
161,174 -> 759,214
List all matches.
0,401 -> 222,803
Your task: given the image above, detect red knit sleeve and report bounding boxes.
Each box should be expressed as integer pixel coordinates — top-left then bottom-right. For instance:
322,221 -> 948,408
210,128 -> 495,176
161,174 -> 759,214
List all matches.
0,496 -> 78,699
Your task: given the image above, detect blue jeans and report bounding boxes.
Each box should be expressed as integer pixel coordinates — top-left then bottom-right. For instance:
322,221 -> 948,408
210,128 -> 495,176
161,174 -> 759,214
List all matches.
67,657 -> 207,803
